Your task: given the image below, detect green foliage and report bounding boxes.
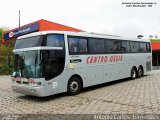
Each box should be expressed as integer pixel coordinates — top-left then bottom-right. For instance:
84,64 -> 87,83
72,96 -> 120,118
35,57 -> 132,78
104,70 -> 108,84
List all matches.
0,63 -> 12,75
0,29 -> 14,75
0,45 -> 14,75
0,29 -> 2,39
150,39 -> 160,42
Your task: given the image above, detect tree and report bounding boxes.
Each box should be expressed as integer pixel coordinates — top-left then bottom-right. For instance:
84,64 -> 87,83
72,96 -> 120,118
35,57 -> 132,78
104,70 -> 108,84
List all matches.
149,35 -> 153,39
0,29 -> 2,39
155,35 -> 158,38
137,35 -> 143,39
0,29 -> 14,75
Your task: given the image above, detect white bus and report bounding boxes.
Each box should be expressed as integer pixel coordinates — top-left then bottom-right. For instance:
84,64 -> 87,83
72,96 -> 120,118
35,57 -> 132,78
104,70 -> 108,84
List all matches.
11,31 -> 152,97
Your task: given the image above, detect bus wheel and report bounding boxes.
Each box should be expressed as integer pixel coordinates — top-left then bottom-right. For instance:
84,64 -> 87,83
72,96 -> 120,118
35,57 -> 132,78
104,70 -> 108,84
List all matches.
67,77 -> 82,95
137,66 -> 144,78
131,67 -> 137,80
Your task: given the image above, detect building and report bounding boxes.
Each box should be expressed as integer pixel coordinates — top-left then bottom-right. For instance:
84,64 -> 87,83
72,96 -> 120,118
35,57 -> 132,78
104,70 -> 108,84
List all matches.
151,39 -> 160,66
2,19 -> 84,44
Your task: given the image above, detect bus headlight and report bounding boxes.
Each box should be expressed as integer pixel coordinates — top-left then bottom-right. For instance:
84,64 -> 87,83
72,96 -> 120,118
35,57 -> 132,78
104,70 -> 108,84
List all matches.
29,82 -> 41,87
28,79 -> 41,86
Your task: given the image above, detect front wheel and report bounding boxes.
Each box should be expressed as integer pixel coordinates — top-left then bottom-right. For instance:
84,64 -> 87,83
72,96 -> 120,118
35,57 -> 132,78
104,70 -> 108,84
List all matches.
131,67 -> 137,80
67,77 -> 82,95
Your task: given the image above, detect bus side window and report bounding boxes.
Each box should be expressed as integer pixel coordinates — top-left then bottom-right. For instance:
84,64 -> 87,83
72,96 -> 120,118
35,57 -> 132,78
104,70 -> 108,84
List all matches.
146,42 -> 151,52
79,38 -> 88,53
130,41 -> 139,52
96,39 -> 105,53
106,39 -> 114,53
126,41 -> 131,52
46,34 -> 64,47
113,40 -> 118,51
89,38 -> 105,53
89,38 -> 97,53
121,41 -> 126,52
121,41 -> 130,53
68,37 -> 79,53
43,50 -> 57,72
43,50 -> 59,80
139,42 -> 147,52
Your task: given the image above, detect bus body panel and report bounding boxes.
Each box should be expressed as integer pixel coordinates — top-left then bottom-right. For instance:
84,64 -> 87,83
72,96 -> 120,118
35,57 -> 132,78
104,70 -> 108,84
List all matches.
43,53 -> 151,96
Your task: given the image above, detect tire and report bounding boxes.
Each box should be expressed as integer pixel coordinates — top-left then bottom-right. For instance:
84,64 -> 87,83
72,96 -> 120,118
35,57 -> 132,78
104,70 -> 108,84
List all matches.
137,66 -> 144,78
131,67 -> 137,80
67,77 -> 82,95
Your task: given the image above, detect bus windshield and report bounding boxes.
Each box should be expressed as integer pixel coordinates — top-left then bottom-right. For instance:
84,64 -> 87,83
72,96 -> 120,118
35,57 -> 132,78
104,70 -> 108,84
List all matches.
14,35 -> 43,49
12,34 -> 65,79
14,50 -> 42,78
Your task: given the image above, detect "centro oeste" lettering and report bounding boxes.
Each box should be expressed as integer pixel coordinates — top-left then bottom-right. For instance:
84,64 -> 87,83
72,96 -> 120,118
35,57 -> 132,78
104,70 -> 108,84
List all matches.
86,55 -> 123,64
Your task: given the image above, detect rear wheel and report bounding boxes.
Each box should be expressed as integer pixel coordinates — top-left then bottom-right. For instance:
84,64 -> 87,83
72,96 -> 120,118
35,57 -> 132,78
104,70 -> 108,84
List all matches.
67,77 -> 82,95
131,67 -> 137,80
137,66 -> 144,78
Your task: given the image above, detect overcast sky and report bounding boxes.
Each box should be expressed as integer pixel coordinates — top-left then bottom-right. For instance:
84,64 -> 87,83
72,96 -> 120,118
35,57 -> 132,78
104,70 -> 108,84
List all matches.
1,0 -> 159,38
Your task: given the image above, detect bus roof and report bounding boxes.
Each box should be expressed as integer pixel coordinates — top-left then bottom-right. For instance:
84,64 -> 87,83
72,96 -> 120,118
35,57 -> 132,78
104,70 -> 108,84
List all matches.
17,31 -> 150,42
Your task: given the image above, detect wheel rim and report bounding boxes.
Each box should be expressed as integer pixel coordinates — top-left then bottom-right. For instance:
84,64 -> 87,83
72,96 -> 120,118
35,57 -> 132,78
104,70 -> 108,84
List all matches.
132,70 -> 136,78
69,81 -> 79,92
139,69 -> 142,76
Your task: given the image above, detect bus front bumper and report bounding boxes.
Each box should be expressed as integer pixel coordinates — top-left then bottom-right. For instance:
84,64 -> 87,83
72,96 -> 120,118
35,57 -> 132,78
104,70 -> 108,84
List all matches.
12,84 -> 46,97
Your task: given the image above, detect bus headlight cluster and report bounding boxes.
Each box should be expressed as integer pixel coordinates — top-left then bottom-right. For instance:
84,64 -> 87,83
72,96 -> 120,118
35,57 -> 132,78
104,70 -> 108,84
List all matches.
29,82 -> 41,87
28,79 -> 41,86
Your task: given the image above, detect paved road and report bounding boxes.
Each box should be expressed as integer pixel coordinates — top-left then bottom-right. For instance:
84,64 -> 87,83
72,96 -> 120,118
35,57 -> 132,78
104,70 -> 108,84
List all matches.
0,70 -> 160,119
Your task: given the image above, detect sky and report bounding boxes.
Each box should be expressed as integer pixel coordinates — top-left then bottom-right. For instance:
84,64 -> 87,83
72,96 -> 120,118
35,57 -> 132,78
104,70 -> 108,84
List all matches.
0,0 -> 159,38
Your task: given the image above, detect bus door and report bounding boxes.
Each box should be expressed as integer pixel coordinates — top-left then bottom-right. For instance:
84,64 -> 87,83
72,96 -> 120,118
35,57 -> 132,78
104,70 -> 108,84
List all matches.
42,50 -> 65,95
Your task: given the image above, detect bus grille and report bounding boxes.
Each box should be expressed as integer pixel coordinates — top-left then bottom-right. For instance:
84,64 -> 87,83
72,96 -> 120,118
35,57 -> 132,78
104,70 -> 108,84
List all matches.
146,62 -> 152,71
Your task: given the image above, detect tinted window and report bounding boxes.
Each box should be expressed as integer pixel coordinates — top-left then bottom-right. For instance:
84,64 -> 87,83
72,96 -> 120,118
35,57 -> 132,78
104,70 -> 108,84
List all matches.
112,40 -> 119,52
79,38 -> 88,53
106,39 -> 114,52
68,37 -> 79,53
115,40 -> 121,52
121,41 -> 130,52
46,34 -> 64,47
130,41 -> 139,52
89,38 -> 96,53
126,41 -> 131,52
139,42 -> 147,52
146,43 -> 151,52
68,37 -> 88,53
97,39 -> 105,52
89,38 -> 105,53
106,39 -> 121,52
15,36 -> 43,49
43,50 -> 58,80
121,41 -> 126,52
